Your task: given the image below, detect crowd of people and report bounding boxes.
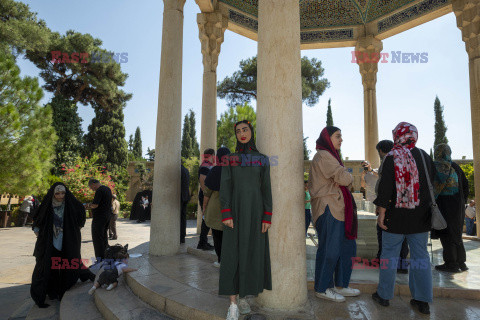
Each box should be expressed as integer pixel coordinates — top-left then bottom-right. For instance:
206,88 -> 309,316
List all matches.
23,119 -> 477,318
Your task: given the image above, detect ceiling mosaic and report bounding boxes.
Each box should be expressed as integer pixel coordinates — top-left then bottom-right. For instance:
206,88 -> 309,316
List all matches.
219,0 -> 436,29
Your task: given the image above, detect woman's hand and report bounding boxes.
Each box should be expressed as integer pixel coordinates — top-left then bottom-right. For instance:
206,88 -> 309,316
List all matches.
223,219 -> 234,228
262,223 -> 271,233
377,206 -> 387,230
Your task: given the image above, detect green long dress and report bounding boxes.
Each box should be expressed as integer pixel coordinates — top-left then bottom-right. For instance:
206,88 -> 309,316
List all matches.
219,151 -> 272,298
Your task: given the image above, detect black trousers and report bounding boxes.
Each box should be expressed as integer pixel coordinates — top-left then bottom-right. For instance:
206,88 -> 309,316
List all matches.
180,202 -> 187,242
439,234 -> 466,267
109,214 -> 117,238
376,225 -> 409,268
92,215 -> 110,260
198,219 -> 211,246
211,229 -> 223,263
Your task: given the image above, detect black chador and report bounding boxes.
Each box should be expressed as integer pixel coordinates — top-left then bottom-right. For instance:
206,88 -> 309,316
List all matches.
31,182 -> 94,308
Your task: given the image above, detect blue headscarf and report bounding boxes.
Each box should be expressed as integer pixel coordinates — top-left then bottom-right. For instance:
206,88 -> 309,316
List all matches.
433,144 -> 459,198
205,147 -> 231,191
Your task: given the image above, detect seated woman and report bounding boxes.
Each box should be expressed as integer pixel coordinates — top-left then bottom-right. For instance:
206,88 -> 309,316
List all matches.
31,182 -> 94,308
308,126 -> 359,302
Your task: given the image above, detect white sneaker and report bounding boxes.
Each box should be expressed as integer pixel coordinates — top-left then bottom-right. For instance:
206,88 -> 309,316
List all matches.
106,284 -> 115,291
238,298 -> 251,314
213,262 -> 220,268
333,287 -> 361,297
226,303 -> 239,320
88,286 -> 96,295
315,288 -> 345,302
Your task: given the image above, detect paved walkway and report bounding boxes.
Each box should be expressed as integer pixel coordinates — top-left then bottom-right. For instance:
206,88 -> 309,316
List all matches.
1,219 -> 480,319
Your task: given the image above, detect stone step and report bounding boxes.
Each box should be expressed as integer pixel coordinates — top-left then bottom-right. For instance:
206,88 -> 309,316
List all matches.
59,281 -> 103,320
25,298 -> 60,320
93,277 -> 173,320
125,254 -> 227,320
8,298 -> 34,320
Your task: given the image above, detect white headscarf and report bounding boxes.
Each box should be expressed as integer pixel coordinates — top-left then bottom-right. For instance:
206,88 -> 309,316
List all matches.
52,185 -> 66,207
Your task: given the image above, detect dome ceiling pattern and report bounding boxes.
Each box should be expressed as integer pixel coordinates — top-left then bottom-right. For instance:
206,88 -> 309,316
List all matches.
218,0 -> 451,44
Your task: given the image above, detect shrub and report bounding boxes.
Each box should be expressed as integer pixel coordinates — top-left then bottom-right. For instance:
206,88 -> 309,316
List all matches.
460,163 -> 475,198
120,201 -> 132,218
186,202 -> 197,220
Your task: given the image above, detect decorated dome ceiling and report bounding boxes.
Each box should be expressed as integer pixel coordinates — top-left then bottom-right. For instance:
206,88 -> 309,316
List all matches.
220,0 -> 428,29
215,0 -> 451,46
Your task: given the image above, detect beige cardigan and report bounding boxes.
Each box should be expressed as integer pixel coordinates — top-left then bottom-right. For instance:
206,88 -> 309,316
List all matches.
308,150 -> 353,223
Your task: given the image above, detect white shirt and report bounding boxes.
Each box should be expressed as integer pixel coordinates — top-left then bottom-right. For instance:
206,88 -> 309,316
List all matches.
115,262 -> 128,276
466,205 -> 476,219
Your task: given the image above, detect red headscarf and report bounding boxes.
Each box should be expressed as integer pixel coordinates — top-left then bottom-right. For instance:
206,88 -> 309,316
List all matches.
316,128 -> 357,240
387,122 -> 420,209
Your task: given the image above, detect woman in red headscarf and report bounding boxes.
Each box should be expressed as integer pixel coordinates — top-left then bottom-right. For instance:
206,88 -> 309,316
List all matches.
308,126 -> 359,303
372,122 -> 435,315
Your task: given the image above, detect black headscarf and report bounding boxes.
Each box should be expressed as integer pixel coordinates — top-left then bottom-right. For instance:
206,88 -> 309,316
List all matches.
234,120 -> 258,154
31,182 -> 90,307
205,147 -> 231,191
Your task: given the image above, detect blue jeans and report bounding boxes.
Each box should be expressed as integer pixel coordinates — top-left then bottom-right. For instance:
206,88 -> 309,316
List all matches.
465,217 -> 476,236
305,209 -> 312,234
314,206 -> 356,293
377,231 -> 432,302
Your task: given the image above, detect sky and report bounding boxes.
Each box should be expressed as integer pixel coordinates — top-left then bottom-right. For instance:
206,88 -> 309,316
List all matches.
16,0 -> 473,161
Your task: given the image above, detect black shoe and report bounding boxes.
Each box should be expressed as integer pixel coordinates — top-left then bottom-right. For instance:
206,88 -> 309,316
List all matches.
197,243 -> 215,251
459,263 -> 469,272
397,268 -> 408,274
372,292 -> 389,307
410,299 -> 430,314
110,236 -> 117,240
180,239 -> 185,244
136,220 -> 141,223
204,243 -> 214,251
435,264 -> 461,273
37,303 -> 50,308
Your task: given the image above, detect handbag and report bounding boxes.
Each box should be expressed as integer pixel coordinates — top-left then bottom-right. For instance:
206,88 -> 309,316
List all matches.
419,151 -> 447,230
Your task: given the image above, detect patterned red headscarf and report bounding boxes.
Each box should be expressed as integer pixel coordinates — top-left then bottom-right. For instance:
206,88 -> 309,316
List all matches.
388,122 -> 420,209
316,128 -> 357,240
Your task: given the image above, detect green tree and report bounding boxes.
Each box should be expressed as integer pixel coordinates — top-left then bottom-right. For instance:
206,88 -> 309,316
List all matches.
133,126 -> 142,159
181,113 -> 193,158
217,103 -> 256,151
128,134 -> 134,151
433,96 -> 448,149
217,56 -> 330,107
181,109 -> 199,158
0,0 -> 52,55
146,147 -> 155,161
326,98 -> 334,127
189,110 -> 200,157
49,94 -> 83,172
303,137 -> 311,160
25,30 -> 132,110
460,163 -> 474,198
0,48 -> 57,198
83,104 -> 129,170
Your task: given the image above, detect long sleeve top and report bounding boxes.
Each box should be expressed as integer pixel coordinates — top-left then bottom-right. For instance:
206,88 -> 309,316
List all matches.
308,150 -> 353,223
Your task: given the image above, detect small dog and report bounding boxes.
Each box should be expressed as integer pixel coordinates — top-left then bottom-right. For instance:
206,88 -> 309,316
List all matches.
88,244 -> 137,294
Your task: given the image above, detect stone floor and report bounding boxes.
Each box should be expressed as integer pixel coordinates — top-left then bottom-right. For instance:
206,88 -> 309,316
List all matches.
1,219 -> 480,319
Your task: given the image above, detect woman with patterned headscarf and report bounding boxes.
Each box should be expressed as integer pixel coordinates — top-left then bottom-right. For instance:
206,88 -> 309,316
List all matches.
431,144 -> 469,272
31,182 -> 94,308
372,122 -> 435,315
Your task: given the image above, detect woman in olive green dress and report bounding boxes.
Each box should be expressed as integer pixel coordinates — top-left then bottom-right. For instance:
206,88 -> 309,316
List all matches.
219,120 -> 272,320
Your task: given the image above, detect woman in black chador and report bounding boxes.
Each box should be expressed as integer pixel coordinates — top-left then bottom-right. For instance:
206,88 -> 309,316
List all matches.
31,182 -> 94,308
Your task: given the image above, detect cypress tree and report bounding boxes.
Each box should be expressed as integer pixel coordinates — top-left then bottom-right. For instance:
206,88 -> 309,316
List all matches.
188,110 -> 200,157
49,94 -> 83,171
181,113 -> 193,158
133,126 -> 143,159
84,104 -> 129,169
433,96 -> 448,149
326,98 -> 334,127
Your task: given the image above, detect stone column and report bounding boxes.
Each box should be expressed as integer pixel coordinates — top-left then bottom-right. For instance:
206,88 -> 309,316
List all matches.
256,0 -> 307,310
356,36 -> 382,168
150,0 -> 186,256
453,0 -> 480,237
196,11 -> 228,233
